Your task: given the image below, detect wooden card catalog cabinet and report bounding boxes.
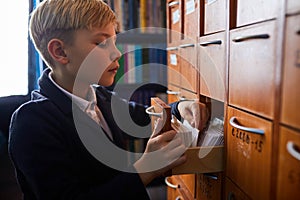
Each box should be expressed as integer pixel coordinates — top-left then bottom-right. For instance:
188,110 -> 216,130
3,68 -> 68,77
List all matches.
233,0 -> 280,27
147,97 -> 224,175
179,43 -> 199,95
280,14 -> 300,130
196,173 -> 223,200
167,47 -> 181,88
179,89 -> 198,101
224,178 -> 251,200
229,20 -> 277,119
277,127 -> 300,199
165,175 -> 194,200
182,0 -> 200,40
167,46 -> 182,103
287,0 -> 300,15
204,0 -> 226,34
167,0 -> 181,44
199,31 -> 226,102
226,106 -> 273,200
276,126 -> 300,199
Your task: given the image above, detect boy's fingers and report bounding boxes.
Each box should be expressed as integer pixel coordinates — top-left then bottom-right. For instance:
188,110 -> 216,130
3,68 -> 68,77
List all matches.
151,118 -> 163,138
159,130 -> 177,142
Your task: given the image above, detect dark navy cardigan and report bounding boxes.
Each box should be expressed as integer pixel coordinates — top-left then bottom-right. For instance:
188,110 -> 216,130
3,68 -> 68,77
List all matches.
8,68 -> 181,200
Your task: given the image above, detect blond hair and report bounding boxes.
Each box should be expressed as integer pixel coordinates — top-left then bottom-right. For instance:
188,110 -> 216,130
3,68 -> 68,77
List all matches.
29,0 -> 117,67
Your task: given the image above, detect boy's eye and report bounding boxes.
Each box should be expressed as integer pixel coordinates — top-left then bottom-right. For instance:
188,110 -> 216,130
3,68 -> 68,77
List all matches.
96,40 -> 108,48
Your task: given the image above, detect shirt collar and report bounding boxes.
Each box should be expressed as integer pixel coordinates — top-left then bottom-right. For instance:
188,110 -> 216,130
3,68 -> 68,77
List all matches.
48,72 -> 96,112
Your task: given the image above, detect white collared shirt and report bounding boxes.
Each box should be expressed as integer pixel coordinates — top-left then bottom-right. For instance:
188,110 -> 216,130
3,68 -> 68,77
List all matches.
48,72 -> 113,140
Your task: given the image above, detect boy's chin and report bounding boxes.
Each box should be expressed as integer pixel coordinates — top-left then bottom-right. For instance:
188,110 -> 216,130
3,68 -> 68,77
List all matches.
97,79 -> 114,87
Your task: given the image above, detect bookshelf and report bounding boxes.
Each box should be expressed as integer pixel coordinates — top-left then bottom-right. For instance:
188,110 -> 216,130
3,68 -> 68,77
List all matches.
105,0 -> 168,106
104,0 -> 168,171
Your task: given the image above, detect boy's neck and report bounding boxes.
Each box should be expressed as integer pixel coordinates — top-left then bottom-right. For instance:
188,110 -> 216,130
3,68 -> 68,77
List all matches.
50,71 -> 90,100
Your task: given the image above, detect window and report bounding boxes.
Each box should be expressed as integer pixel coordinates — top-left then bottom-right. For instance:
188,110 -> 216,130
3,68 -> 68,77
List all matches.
0,1 -> 29,97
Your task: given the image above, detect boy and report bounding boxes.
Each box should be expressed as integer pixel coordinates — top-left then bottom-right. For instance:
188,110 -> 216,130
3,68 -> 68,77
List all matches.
8,0 -> 207,199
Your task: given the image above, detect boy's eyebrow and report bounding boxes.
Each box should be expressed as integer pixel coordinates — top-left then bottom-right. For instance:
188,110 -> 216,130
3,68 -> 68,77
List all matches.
94,32 -> 117,40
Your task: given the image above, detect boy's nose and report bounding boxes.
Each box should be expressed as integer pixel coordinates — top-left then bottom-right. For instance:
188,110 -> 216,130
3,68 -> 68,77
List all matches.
110,47 -> 122,62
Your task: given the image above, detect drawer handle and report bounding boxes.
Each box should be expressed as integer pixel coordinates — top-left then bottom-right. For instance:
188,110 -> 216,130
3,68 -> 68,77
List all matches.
179,43 -> 195,48
232,34 -> 270,42
145,106 -> 162,118
204,173 -> 218,180
287,141 -> 300,161
175,196 -> 182,200
199,40 -> 222,46
169,1 -> 179,7
165,177 -> 179,189
166,47 -> 179,51
229,117 -> 264,135
179,96 -> 199,101
166,90 -> 181,95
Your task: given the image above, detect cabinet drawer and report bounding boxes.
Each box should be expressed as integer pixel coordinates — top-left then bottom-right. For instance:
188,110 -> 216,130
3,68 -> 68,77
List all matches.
199,32 -> 226,102
277,126 -> 300,200
171,146 -> 224,175
196,172 -> 223,200
226,106 -> 273,200
281,15 -> 300,130
235,0 -> 279,27
229,20 -> 277,119
179,43 -> 198,93
179,89 -> 198,101
165,175 -> 194,200
204,0 -> 226,34
148,97 -> 224,176
167,47 -> 181,88
224,178 -> 251,200
183,0 -> 200,39
167,0 -> 182,43
287,0 -> 300,15
167,85 -> 181,103
179,174 -> 195,198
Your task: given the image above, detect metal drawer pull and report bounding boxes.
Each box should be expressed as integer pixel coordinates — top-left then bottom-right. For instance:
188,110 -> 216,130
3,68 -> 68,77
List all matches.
204,173 -> 218,180
229,117 -> 264,135
166,47 -> 179,51
165,177 -> 179,189
169,1 -> 179,7
145,106 -> 162,118
200,40 -> 222,46
166,90 -> 180,95
232,34 -> 270,42
287,141 -> 300,161
179,43 -> 195,48
175,196 -> 182,200
179,96 -> 198,101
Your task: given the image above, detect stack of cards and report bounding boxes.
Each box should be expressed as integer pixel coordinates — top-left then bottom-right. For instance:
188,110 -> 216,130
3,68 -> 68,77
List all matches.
198,117 -> 224,147
171,116 -> 199,147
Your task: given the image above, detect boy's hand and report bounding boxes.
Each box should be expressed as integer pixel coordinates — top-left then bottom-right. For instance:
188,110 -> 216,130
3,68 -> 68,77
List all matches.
134,119 -> 187,186
177,100 -> 209,131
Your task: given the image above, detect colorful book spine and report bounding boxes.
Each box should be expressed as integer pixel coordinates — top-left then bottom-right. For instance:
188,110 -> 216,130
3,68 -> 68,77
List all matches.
134,45 -> 143,83
139,0 -> 147,32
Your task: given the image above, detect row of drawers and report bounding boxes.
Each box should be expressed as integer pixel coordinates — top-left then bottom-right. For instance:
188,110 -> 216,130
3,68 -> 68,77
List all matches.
167,0 -> 300,43
164,105 -> 300,200
166,2 -> 300,200
167,15 -> 300,129
226,106 -> 300,199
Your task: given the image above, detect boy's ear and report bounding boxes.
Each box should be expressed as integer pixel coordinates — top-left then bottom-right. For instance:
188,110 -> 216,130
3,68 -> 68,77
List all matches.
48,39 -> 69,64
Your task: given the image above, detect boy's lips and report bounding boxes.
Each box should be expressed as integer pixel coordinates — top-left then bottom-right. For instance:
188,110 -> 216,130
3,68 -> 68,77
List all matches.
108,66 -> 119,72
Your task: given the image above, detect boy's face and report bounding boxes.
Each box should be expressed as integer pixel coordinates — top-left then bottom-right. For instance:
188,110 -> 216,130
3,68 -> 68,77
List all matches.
65,22 -> 121,87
